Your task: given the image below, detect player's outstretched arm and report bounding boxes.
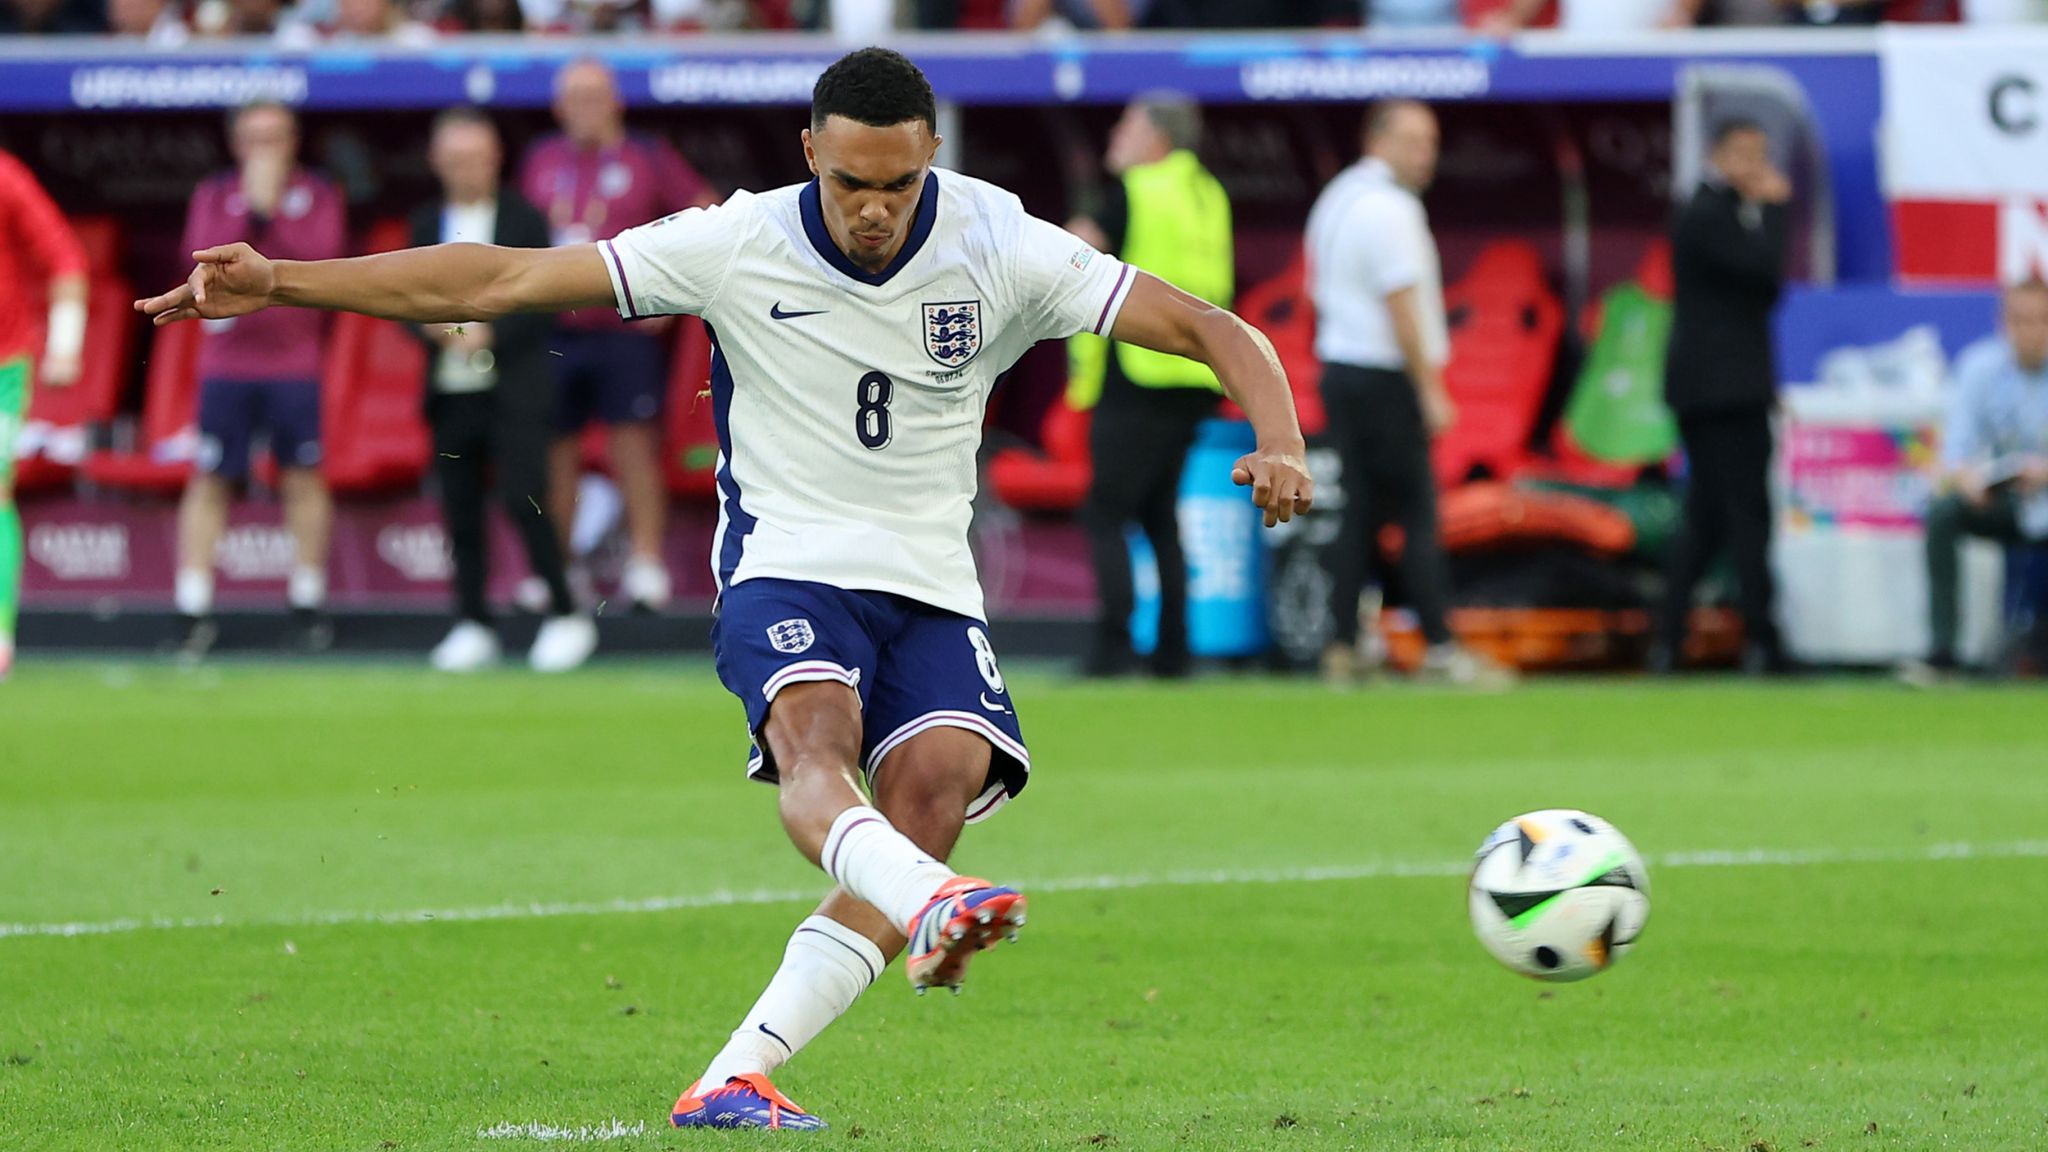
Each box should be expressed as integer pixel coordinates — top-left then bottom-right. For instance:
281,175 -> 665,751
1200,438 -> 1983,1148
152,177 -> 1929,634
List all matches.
135,241 -> 616,327
1108,272 -> 1313,526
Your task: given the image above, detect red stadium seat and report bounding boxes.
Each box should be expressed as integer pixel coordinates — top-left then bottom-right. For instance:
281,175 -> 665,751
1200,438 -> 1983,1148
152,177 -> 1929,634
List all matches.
1434,241 -> 1563,489
81,314 -> 201,495
313,219 -> 428,495
988,396 -> 1092,513
16,218 -> 133,494
663,315 -> 718,502
1234,247 -> 1324,437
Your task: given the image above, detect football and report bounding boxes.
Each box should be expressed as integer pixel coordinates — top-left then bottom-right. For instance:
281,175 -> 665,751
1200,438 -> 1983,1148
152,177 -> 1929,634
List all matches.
1468,809 -> 1651,982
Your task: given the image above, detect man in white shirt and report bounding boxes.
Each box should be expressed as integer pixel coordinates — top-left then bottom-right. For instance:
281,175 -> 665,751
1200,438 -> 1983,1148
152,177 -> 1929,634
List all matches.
1306,100 -> 1507,687
138,47 -> 1312,1131
409,108 -> 593,674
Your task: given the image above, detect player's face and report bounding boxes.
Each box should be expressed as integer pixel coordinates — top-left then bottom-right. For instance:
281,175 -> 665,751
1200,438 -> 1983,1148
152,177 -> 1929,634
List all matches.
803,115 -> 941,273
1712,128 -> 1770,190
1374,104 -> 1439,193
554,62 -> 624,148
1105,103 -> 1165,176
230,105 -> 297,166
430,121 -> 502,205
2007,287 -> 2048,371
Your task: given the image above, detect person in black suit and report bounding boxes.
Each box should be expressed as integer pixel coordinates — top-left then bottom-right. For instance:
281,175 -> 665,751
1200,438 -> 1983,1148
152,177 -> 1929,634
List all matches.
411,108 -> 594,673
1653,117 -> 1790,675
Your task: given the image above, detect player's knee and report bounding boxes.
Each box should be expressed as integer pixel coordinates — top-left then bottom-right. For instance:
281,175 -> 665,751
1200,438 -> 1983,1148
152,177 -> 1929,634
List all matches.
873,728 -> 990,854
764,681 -> 865,796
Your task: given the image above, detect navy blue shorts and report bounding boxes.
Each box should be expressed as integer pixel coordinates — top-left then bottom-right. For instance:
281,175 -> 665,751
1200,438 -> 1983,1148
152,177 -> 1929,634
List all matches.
196,377 -> 321,482
713,577 -> 1029,824
551,329 -> 666,432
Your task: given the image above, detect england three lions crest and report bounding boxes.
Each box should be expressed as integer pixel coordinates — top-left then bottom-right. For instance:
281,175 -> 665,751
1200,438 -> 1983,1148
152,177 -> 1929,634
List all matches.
923,301 -> 981,369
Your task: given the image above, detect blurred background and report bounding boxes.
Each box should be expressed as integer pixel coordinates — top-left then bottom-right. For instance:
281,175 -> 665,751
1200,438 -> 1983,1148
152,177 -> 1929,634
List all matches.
4,0 -> 2046,684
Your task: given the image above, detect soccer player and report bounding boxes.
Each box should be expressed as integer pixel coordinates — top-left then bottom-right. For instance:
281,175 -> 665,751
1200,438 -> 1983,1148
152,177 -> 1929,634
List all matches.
0,147 -> 88,683
138,48 -> 1312,1128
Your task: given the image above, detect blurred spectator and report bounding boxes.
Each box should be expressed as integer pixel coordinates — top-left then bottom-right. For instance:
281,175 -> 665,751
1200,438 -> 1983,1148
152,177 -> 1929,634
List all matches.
0,0 -> 105,33
1363,0 -> 1459,26
1143,0 -> 1335,26
439,0 -> 524,29
1962,0 -> 2044,19
174,102 -> 346,660
328,0 -> 436,40
0,148 -> 87,683
1654,118 -> 1789,677
411,109 -> 594,675
192,0 -> 318,43
109,0 -> 192,42
518,0 -> 646,33
1900,279 -> 2048,684
1012,0 -> 1143,29
519,59 -> 712,614
647,0 -> 752,27
1483,0 -> 1699,32
1785,0 -> 1882,23
1067,94 -> 1231,679
1306,102 -> 1512,688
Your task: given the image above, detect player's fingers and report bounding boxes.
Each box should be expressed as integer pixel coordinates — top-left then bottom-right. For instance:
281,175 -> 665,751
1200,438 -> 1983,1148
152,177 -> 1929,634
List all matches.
153,304 -> 200,326
137,284 -> 193,316
1251,472 -> 1273,509
1232,464 -> 1252,487
193,245 -> 237,264
191,265 -> 214,306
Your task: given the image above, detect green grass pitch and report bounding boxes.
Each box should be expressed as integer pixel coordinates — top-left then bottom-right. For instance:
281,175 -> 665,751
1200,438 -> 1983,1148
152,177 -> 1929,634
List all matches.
2,663 -> 2044,1150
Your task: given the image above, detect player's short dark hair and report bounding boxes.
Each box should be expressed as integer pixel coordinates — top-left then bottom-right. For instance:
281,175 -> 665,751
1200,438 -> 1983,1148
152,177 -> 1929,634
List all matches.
811,47 -> 937,135
430,105 -> 498,141
227,99 -> 295,135
1711,117 -> 1766,148
1134,91 -> 1203,153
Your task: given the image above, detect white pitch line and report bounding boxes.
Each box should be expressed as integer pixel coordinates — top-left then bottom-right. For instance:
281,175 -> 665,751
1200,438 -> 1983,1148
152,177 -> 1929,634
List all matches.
4,839 -> 2045,943
477,1120 -> 647,1142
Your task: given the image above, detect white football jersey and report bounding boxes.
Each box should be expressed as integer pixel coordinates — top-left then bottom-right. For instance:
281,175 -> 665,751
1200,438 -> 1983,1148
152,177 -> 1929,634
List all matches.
599,168 -> 1137,620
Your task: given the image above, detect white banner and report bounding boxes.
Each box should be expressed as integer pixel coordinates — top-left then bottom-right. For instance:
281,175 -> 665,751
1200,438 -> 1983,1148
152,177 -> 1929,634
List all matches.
1881,26 -> 2048,283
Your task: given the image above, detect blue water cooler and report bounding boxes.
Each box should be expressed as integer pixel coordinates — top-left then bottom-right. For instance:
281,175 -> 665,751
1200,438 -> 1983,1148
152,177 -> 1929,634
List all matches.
1128,419 -> 1271,658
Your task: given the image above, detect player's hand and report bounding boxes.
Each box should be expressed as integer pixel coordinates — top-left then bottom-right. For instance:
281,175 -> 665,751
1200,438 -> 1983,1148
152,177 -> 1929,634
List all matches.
1748,166 -> 1793,206
241,150 -> 288,217
1422,386 -> 1458,439
1232,445 -> 1314,528
135,244 -> 277,326
2020,459 -> 2048,493
39,351 -> 81,388
1955,473 -> 1991,509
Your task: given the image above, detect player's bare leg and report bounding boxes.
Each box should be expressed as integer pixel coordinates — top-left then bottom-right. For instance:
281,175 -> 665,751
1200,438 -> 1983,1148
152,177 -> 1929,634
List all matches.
606,421 -> 670,610
677,727 -> 1018,1129
173,472 -> 231,658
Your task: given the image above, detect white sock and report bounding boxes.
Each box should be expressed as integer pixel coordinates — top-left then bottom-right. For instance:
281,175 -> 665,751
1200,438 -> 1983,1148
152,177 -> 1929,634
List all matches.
174,569 -> 214,617
696,915 -> 884,1089
819,805 -> 955,930
288,566 -> 326,610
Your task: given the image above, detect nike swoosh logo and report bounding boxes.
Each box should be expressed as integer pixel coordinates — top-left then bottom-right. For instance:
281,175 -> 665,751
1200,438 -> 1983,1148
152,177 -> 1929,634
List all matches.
979,692 -> 1010,714
770,302 -> 828,320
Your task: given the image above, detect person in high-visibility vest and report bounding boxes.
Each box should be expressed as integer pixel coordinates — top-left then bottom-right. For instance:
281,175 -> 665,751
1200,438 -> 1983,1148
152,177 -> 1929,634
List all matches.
0,148 -> 88,683
1067,92 -> 1234,678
